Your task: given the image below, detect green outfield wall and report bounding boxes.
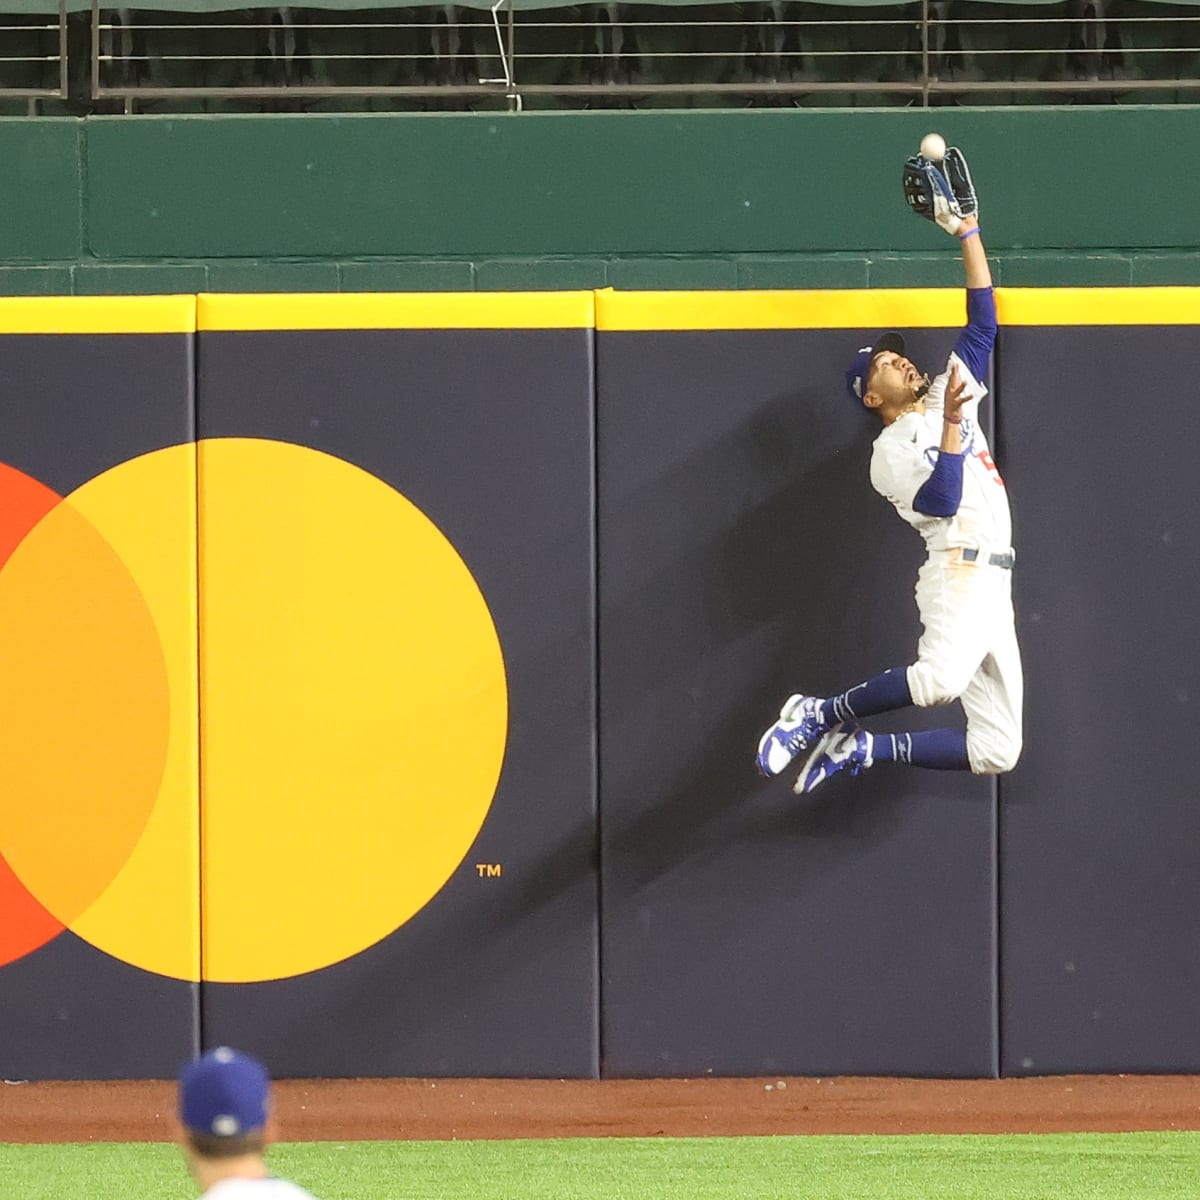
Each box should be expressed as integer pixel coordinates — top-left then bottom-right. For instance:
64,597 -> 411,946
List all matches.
4,106 -> 1200,294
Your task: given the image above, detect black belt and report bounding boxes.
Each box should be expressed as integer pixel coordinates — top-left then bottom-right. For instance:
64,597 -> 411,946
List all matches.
961,548 -> 1015,569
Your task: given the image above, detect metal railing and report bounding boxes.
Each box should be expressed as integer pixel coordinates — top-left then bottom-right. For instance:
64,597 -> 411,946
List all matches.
0,0 -> 68,105
75,0 -> 1200,111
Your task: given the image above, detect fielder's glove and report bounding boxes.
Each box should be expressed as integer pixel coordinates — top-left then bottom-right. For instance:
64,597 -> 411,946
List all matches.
902,147 -> 979,236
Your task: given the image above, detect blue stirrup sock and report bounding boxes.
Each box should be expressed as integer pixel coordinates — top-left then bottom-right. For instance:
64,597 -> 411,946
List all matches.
821,667 -> 912,728
871,728 -> 971,771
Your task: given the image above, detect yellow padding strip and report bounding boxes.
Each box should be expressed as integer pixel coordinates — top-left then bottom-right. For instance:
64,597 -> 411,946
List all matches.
596,289 -> 967,331
0,295 -> 196,334
996,287 -> 1200,326
4,288 -> 1197,335
598,287 -> 1200,331
198,291 -> 596,331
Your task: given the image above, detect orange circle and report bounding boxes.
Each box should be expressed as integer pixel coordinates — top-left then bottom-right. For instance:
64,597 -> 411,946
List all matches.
0,463 -> 74,966
0,487 -> 170,936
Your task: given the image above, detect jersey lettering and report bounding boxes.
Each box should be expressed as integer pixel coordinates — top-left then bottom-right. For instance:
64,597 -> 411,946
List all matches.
975,448 -> 1005,486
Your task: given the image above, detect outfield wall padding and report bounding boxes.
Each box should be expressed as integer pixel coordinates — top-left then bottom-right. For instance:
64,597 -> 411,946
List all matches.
996,320 -> 1200,1074
192,295 -> 599,1077
1,288 -> 1199,1079
593,300 -> 997,1077
0,302 -> 199,1079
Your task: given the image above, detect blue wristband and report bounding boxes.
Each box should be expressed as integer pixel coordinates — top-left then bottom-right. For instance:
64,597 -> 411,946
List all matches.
959,226 -> 981,241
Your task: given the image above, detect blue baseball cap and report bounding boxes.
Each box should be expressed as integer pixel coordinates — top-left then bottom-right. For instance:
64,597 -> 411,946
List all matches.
846,332 -> 906,406
179,1046 -> 270,1138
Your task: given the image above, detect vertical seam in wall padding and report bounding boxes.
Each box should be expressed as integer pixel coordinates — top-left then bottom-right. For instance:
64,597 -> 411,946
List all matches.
192,316 -> 206,1053
589,313 -> 603,1079
991,328 -> 1003,1079
992,762 -> 1002,1077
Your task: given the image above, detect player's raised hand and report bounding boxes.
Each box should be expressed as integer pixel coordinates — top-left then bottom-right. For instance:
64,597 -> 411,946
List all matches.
944,363 -> 968,422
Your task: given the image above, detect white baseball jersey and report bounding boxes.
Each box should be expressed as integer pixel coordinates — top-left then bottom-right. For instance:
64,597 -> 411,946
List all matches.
201,1177 -> 319,1200
869,351 -> 1012,555
867,347 -> 1022,775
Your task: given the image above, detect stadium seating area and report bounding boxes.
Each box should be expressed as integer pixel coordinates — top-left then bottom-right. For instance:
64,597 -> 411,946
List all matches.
1,0 -> 1198,113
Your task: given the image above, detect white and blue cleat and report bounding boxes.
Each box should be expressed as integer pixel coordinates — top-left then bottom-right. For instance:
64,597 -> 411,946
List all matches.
793,724 -> 874,795
756,693 -> 828,777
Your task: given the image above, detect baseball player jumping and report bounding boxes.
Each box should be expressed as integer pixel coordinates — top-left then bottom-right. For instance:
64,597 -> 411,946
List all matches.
756,143 -> 1022,794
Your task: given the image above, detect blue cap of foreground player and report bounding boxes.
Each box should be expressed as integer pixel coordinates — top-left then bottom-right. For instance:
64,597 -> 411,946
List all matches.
179,1046 -> 270,1138
845,331 -> 906,406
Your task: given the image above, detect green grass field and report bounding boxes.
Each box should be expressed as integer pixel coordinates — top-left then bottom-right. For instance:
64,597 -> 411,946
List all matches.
3,1133 -> 1200,1200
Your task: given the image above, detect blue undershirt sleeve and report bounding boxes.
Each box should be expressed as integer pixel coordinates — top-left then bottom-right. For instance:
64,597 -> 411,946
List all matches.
913,450 -> 965,517
952,287 -> 997,383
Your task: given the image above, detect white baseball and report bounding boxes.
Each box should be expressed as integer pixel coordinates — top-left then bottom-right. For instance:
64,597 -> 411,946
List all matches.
920,132 -> 946,162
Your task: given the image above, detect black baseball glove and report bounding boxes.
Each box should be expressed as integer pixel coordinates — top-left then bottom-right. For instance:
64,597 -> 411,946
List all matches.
902,147 -> 979,236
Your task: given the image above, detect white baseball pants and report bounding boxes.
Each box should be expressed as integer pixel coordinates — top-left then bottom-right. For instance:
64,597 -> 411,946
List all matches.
904,550 -> 1024,775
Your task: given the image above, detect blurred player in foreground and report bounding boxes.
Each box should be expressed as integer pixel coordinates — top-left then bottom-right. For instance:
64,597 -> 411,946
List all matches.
757,143 -> 1022,794
178,1046 -> 319,1200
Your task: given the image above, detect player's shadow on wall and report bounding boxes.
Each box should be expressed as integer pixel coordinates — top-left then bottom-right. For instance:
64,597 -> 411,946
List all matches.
600,385 -> 914,866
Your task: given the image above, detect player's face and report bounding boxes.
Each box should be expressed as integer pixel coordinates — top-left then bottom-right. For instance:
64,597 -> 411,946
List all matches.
867,350 -> 925,403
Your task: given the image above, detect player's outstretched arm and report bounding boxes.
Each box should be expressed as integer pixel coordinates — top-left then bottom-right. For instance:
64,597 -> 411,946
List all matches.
902,140 -> 995,379
955,212 -> 995,379
902,139 -> 992,288
958,216 -> 992,289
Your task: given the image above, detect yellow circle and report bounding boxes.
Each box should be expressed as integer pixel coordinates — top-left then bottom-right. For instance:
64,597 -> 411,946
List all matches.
0,439 -> 505,984
198,438 -> 508,982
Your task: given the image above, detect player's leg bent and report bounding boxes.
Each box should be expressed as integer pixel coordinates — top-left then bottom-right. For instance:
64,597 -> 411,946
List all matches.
770,562 -> 1020,789
793,723 -> 973,794
756,667 -> 915,777
961,619 -> 1023,775
791,567 -> 1016,793
906,558 -> 995,708
906,656 -> 983,709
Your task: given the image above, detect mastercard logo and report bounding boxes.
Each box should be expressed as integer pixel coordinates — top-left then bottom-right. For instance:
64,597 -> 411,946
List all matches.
0,437 -> 508,985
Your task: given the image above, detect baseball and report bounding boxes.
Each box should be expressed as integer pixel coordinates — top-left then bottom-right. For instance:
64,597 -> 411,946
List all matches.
920,132 -> 946,162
